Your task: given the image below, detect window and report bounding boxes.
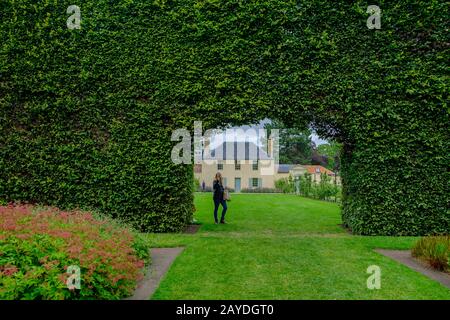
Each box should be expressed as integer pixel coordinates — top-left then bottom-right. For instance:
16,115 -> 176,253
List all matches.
251,178 -> 259,188
235,161 -> 241,170
252,161 -> 258,171
217,163 -> 223,170
223,178 -> 227,187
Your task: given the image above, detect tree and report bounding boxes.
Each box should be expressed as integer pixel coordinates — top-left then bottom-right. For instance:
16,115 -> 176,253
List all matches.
311,141 -> 329,168
317,142 -> 342,172
299,173 -> 313,198
265,119 -> 313,164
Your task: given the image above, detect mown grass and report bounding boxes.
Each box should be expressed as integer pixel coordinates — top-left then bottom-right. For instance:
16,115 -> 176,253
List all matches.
146,193 -> 450,299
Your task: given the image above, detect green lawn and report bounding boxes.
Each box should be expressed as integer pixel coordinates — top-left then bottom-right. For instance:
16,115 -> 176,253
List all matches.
147,193 -> 450,299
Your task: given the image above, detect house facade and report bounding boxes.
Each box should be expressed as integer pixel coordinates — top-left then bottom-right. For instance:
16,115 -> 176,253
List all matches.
194,141 -> 276,191
276,164 -> 341,185
194,141 -> 340,191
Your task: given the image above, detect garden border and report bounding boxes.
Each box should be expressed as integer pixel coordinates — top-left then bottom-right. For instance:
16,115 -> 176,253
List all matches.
126,247 -> 185,300
375,249 -> 450,290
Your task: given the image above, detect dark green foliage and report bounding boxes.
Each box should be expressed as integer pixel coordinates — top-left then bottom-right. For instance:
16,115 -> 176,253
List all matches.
0,0 -> 193,232
265,119 -> 313,165
317,142 -> 341,171
1,1 -> 448,234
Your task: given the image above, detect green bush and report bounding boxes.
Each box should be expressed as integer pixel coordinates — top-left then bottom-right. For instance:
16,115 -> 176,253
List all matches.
299,173 -> 313,198
275,176 -> 294,194
0,204 -> 151,300
412,236 -> 450,272
194,178 -> 201,191
1,0 -> 448,235
312,174 -> 341,201
295,173 -> 341,202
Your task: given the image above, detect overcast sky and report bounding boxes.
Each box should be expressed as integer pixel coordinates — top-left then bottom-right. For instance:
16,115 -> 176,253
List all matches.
209,119 -> 329,148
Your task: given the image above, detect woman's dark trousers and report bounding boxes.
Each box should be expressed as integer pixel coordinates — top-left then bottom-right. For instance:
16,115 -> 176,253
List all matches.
214,199 -> 227,223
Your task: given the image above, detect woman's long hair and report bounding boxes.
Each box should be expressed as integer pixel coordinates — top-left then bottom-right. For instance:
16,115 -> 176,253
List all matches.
214,172 -> 223,185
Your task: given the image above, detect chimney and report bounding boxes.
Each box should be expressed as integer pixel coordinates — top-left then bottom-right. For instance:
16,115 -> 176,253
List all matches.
267,137 -> 272,157
203,137 -> 210,159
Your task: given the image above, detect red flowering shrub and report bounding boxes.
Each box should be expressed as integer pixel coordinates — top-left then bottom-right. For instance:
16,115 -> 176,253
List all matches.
0,204 -> 150,300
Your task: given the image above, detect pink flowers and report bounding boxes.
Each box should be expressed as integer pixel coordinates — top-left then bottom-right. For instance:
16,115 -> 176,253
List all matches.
0,203 -> 149,299
2,219 -> 17,231
59,231 -> 72,239
58,273 -> 68,285
0,265 -> 19,276
67,245 -> 83,256
135,260 -> 145,269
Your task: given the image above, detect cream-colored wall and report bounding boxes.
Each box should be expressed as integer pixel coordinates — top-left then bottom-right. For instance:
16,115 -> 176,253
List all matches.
309,173 -> 341,185
194,160 -> 275,190
274,172 -> 290,181
275,172 -> 341,186
195,162 -> 341,191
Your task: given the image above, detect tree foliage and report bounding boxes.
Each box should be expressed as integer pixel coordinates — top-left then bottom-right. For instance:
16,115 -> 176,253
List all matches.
265,119 -> 313,165
317,142 -> 342,171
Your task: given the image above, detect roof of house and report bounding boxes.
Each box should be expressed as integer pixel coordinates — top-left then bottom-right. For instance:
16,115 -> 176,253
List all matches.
276,164 -> 336,175
304,165 -> 335,175
204,141 -> 272,161
277,164 -> 294,173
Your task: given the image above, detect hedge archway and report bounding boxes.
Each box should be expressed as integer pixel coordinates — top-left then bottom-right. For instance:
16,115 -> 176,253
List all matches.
1,1 -> 448,235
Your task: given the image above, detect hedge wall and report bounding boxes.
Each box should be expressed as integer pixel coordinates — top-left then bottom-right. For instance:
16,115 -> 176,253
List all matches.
0,0 -> 195,232
1,0 -> 448,234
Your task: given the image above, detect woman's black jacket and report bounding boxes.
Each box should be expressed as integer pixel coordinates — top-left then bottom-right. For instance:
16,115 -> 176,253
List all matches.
213,180 -> 224,201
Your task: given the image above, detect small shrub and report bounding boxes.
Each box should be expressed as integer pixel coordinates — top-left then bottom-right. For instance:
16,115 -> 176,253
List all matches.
296,173 -> 342,202
412,236 -> 450,272
275,177 -> 294,194
0,204 -> 151,300
193,178 -> 201,191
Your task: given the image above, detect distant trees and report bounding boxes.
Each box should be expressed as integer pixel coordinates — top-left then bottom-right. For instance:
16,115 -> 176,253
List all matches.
316,142 -> 342,172
265,119 -> 341,172
265,119 -> 313,165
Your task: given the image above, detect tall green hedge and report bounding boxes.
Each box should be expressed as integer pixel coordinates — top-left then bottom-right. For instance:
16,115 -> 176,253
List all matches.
1,1 -> 448,234
0,0 -> 195,232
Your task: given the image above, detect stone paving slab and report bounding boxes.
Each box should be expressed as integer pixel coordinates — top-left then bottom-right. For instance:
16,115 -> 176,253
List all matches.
375,249 -> 450,289
126,247 -> 185,300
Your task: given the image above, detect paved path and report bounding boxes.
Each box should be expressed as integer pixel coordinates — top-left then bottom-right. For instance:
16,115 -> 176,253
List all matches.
376,249 -> 450,289
126,247 -> 185,300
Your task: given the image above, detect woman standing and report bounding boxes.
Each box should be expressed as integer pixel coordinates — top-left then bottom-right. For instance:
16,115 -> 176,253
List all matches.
213,172 -> 228,224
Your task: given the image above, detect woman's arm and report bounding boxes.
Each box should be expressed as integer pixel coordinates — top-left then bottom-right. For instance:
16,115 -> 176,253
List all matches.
213,180 -> 220,195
